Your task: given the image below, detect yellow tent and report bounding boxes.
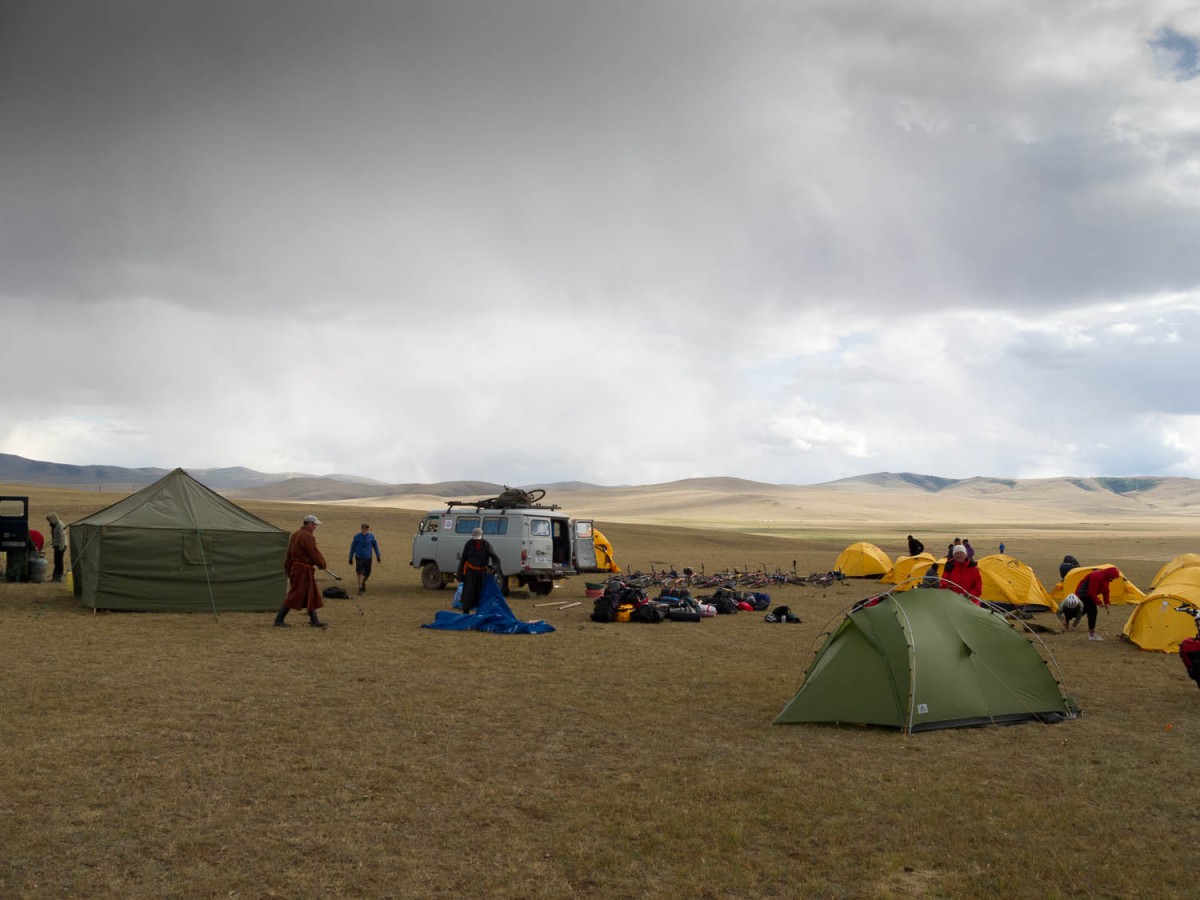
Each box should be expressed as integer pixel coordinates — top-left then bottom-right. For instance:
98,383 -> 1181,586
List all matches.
1122,593 -> 1199,653
1050,565 -> 1145,611
834,542 -> 892,578
974,554 -> 1053,611
1151,553 -> 1200,590
881,553 -> 938,589
593,528 -> 620,573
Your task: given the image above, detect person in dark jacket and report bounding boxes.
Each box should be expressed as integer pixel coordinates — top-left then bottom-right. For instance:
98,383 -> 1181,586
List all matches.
906,534 -> 925,556
458,527 -> 500,615
1075,566 -> 1120,641
1059,555 -> 1081,580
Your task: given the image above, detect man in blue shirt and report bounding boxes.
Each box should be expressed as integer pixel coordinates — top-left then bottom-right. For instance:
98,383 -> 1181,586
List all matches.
348,523 -> 382,595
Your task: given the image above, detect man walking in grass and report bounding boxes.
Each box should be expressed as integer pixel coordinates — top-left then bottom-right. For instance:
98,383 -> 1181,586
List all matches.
348,523 -> 381,595
275,514 -> 330,629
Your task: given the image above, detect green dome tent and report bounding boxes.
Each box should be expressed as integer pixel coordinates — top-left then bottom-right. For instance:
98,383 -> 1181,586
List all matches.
69,468 -> 289,612
775,589 -> 1077,733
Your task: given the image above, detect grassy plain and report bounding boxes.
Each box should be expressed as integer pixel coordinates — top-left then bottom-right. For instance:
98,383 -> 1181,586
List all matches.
1,483 -> 1198,898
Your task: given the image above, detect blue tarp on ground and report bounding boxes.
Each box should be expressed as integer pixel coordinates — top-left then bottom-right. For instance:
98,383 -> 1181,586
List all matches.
422,576 -> 555,635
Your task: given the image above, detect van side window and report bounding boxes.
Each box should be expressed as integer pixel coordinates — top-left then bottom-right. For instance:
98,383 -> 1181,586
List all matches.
530,519 -> 551,537
482,517 -> 508,535
574,521 -> 593,540
455,517 -> 481,534
420,515 -> 439,534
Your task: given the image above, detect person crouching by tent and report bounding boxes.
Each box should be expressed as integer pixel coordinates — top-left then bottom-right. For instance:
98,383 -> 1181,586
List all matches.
941,544 -> 982,603
275,514 -> 330,629
1057,593 -> 1084,633
907,534 -> 925,556
1075,566 -> 1119,642
458,527 -> 500,615
348,523 -> 381,596
1060,554 -> 1080,580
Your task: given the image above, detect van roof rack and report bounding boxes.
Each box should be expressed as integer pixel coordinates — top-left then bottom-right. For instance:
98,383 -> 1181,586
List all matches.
446,486 -> 560,511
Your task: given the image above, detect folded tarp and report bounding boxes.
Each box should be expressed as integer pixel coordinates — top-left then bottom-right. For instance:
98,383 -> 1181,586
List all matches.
422,577 -> 555,635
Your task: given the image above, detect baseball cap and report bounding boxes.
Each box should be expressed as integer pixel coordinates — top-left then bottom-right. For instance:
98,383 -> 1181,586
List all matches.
303,514 -> 322,525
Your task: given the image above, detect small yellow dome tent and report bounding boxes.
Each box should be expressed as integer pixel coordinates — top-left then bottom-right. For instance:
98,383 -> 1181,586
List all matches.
1050,565 -> 1145,611
834,542 -> 892,578
593,528 -> 620,573
1151,553 -> 1200,590
881,553 -> 938,589
974,554 -> 1053,612
1122,593 -> 1199,653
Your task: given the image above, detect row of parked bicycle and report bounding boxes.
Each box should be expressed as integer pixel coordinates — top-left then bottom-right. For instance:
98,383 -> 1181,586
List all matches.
606,565 -> 845,590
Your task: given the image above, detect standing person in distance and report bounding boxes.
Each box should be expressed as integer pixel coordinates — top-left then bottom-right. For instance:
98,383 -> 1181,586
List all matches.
349,523 -> 382,595
457,527 -> 500,615
1075,566 -> 1120,642
275,514 -> 330,629
962,538 -> 975,560
906,534 -> 925,556
941,544 -> 982,603
46,512 -> 67,582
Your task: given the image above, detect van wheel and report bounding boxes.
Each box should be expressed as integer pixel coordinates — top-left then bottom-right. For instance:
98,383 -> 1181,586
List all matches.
420,563 -> 445,590
532,581 -> 554,596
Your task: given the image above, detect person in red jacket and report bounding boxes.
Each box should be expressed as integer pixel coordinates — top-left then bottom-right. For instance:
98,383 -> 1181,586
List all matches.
941,544 -> 982,603
1075,566 -> 1120,641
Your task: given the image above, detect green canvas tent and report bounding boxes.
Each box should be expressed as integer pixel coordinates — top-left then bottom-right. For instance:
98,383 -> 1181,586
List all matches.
69,468 -> 289,612
775,589 -> 1077,733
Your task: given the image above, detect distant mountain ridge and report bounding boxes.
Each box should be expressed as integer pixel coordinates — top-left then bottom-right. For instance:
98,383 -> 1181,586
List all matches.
0,455 -> 1192,512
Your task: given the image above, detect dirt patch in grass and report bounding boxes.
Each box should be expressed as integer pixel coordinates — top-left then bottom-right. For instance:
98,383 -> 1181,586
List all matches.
1,486 -> 1196,897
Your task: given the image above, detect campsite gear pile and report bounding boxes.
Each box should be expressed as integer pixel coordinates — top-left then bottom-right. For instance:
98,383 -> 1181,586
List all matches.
590,580 -> 775,623
764,605 -> 800,623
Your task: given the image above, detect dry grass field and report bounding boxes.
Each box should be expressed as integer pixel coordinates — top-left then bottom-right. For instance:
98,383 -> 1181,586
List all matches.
2,482 -> 1198,898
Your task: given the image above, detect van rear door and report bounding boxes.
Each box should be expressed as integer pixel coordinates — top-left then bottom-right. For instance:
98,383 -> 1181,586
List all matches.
573,519 -> 597,570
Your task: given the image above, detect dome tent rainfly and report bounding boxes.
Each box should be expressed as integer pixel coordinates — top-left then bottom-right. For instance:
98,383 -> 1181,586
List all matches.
834,542 -> 892,578
775,588 -> 1078,733
973,554 -> 1054,613
1123,554 -> 1200,652
69,468 -> 289,612
1122,593 -> 1199,653
1151,553 -> 1200,590
881,552 -> 938,590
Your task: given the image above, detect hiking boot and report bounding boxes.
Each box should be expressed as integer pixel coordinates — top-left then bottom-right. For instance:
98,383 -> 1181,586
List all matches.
358,587 -> 365,595
1088,633 -> 1103,641
309,619 -> 328,629
274,621 -> 291,628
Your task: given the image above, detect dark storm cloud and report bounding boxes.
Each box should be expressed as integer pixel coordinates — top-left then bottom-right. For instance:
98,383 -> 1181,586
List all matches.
4,1 -> 1200,483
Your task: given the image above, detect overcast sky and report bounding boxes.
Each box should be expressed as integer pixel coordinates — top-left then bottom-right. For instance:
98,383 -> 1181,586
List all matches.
3,1 -> 1199,486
